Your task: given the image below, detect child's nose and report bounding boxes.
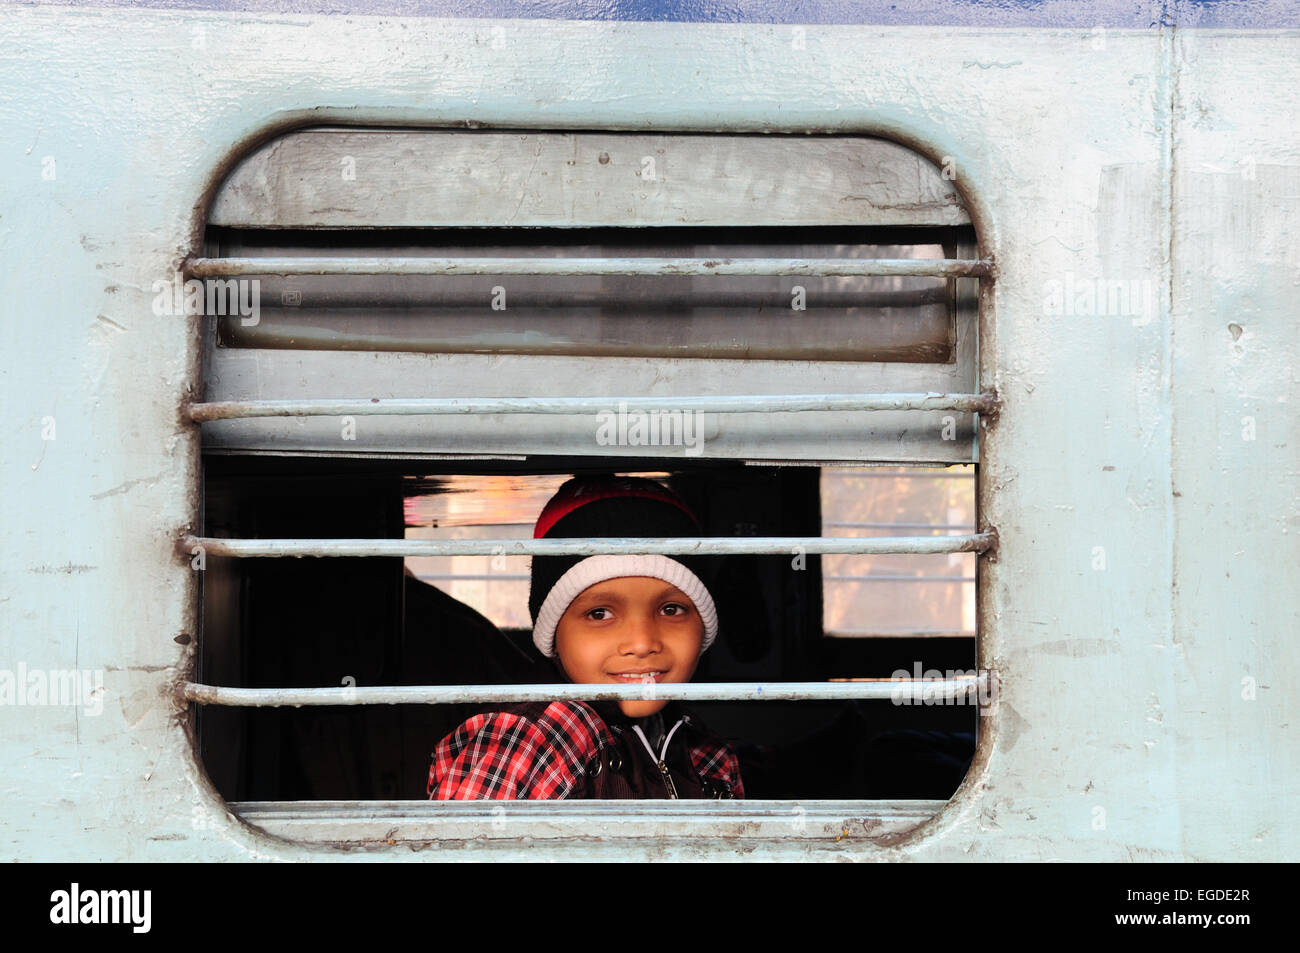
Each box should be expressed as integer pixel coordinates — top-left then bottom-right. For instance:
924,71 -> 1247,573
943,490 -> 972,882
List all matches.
618,615 -> 661,655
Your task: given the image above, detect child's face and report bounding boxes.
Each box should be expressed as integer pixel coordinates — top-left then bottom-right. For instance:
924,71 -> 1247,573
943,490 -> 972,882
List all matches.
554,575 -> 704,718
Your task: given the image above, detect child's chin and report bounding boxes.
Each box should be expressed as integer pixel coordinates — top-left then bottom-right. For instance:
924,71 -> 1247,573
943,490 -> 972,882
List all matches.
617,699 -> 669,718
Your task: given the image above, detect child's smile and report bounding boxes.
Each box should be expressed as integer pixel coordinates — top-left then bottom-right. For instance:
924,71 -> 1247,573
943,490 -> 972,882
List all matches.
554,576 -> 704,717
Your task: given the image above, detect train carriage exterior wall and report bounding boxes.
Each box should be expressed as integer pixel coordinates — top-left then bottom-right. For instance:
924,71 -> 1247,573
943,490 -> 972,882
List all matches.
1,0 -> 1296,861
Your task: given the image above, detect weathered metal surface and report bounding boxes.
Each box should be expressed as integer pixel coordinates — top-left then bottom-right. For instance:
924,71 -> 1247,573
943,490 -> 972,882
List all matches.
231,799 -> 948,844
181,676 -> 989,706
196,132 -> 982,460
207,129 -> 970,229
187,392 -> 999,421
197,377 -> 982,462
189,255 -> 990,278
198,292 -> 980,460
208,228 -> 962,363
219,309 -> 957,363
2,2 -> 1296,863
182,532 -> 995,557
22,0 -> 1300,27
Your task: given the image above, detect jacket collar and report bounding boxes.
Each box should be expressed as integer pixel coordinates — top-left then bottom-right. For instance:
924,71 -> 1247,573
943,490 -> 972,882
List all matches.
590,698 -> 687,732
546,658 -> 690,735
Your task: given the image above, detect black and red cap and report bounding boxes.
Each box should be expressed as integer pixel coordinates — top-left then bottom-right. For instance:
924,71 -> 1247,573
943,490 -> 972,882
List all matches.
528,476 -> 718,658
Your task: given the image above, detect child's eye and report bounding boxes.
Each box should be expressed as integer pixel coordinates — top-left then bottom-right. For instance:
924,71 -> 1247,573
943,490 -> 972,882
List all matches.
661,602 -> 691,617
585,607 -> 613,621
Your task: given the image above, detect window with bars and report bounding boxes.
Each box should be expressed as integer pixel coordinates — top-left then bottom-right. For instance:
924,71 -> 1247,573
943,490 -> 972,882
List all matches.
185,128 -> 996,844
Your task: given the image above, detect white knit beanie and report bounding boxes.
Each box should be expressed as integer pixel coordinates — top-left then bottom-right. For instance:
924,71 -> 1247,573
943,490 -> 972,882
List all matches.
532,554 -> 718,659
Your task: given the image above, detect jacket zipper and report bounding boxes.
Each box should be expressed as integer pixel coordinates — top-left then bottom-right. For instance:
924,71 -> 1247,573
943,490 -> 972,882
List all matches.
655,759 -> 680,799
632,719 -> 685,799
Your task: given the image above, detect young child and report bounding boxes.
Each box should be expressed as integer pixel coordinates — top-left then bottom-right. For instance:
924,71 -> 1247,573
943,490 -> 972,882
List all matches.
427,476 -> 744,800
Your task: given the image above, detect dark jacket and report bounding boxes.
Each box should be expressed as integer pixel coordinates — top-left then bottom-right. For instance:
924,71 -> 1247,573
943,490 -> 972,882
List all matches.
427,699 -> 744,800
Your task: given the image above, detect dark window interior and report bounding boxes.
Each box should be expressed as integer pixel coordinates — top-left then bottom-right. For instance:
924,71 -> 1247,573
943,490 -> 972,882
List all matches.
197,455 -> 976,801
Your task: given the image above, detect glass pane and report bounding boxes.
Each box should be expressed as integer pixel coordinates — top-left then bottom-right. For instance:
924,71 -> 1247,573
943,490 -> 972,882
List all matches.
821,465 -> 976,637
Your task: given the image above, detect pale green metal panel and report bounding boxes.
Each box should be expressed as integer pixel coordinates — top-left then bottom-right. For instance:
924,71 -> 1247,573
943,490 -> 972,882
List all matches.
1,5 -> 1296,860
1167,31 -> 1300,860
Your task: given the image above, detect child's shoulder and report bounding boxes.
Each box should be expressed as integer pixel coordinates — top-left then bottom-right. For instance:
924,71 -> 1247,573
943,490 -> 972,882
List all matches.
677,710 -> 746,798
450,700 -> 615,760
429,701 -> 614,800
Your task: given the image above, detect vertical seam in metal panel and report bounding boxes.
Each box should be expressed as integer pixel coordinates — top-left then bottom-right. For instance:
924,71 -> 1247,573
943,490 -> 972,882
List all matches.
1170,26 -> 1180,650
1159,11 -> 1183,855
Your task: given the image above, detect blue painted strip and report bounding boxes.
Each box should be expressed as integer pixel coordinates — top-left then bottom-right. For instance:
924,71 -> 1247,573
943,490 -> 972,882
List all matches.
13,0 -> 1300,28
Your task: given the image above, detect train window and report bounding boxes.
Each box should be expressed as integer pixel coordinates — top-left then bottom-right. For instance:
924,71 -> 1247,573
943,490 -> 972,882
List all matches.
184,128 -> 995,845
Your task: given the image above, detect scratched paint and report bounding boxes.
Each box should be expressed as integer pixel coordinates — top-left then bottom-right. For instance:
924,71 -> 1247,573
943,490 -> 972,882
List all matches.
0,4 -> 1296,861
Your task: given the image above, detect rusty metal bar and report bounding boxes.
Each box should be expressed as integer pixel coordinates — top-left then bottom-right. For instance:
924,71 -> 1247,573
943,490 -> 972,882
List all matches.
186,255 -> 992,279
185,392 -> 1000,422
181,675 -> 990,707
181,532 -> 997,558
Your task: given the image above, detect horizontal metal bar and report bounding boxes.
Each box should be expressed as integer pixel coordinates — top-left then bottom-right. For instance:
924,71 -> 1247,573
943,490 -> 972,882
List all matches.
186,392 -> 1000,422
827,629 -> 977,638
181,676 -> 988,707
823,522 -> 976,530
182,532 -> 996,558
229,798 -> 946,843
187,255 -> 992,279
824,470 -> 974,479
231,799 -> 948,819
825,575 -> 976,583
415,573 -> 530,581
416,573 -> 976,583
407,521 -> 537,530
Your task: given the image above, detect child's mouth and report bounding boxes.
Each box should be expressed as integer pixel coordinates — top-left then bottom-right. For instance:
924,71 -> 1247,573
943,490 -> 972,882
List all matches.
608,670 -> 667,682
